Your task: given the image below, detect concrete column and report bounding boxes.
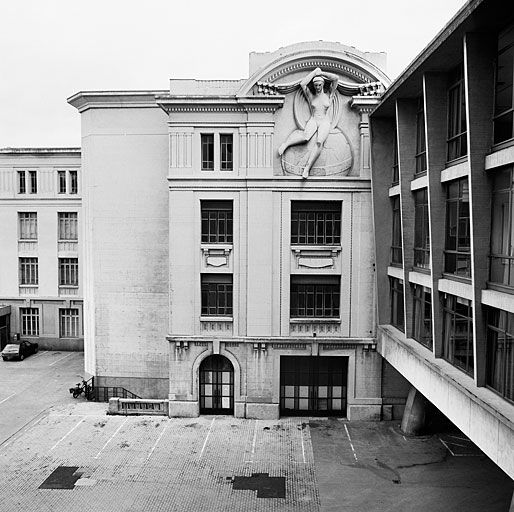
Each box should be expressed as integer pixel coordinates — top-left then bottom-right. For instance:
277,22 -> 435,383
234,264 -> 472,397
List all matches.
400,385 -> 426,435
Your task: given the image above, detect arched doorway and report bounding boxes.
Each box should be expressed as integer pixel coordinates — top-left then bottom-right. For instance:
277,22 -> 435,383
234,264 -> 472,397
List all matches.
199,355 -> 234,414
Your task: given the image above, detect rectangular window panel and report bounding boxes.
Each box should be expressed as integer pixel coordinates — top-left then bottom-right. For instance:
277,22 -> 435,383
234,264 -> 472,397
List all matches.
59,308 -> 80,338
494,27 -> 514,144
413,188 -> 430,269
69,171 -> 78,194
390,277 -> 404,332
29,170 -> 37,194
290,276 -> 340,318
201,201 -> 233,244
19,257 -> 38,285
20,308 -> 39,336
58,171 -> 66,193
58,212 -> 78,241
447,64 -> 468,161
201,274 -> 233,316
201,134 -> 214,171
291,201 -> 341,245
18,171 -> 26,194
415,97 -> 427,174
19,212 -> 37,240
391,128 -> 399,185
220,134 -> 233,171
391,196 -> 403,264
412,285 -> 432,349
59,258 -> 79,286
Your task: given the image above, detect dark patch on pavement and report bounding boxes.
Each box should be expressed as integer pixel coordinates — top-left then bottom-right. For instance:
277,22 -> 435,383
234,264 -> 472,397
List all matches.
39,466 -> 81,489
232,473 -> 286,498
184,423 -> 197,428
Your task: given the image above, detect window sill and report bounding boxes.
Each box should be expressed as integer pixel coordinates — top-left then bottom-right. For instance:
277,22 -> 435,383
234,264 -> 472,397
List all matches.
445,155 -> 468,167
412,266 -> 430,274
441,273 -> 471,284
490,138 -> 514,153
486,282 -> 514,295
200,316 -> 233,322
290,318 -> 341,324
292,245 -> 341,251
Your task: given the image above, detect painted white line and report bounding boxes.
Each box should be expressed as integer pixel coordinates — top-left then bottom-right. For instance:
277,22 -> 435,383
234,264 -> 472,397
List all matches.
300,424 -> 306,463
51,418 -> 84,450
344,424 -> 358,462
198,418 -> 215,460
402,435 -> 407,442
0,393 -> 16,405
146,421 -> 169,461
94,417 -> 128,459
48,353 -> 75,366
32,350 -> 49,359
439,438 -> 456,456
245,419 -> 258,463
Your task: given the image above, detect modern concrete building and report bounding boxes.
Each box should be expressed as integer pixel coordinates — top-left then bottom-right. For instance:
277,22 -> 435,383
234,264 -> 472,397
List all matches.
0,148 -> 83,351
370,0 -> 514,479
67,41 -> 401,420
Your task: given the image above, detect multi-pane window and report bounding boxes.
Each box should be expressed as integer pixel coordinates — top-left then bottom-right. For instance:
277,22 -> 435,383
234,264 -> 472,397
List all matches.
58,171 -> 67,193
29,171 -> 37,194
59,308 -> 80,338
412,285 -> 432,349
291,201 -> 341,245
201,134 -> 214,170
59,258 -> 79,286
447,64 -> 468,161
201,274 -> 233,316
19,258 -> 38,285
390,277 -> 404,332
20,308 -> 39,336
18,212 -> 37,240
290,276 -> 340,319
58,170 -> 78,194
70,171 -> 78,194
220,134 -> 233,171
17,170 -> 37,194
413,189 -> 430,269
201,201 -> 233,244
58,212 -> 78,241
415,96 -> 427,174
391,196 -> 403,265
392,129 -> 399,185
445,178 -> 471,277
494,25 -> 514,145
486,307 -> 514,402
18,171 -> 26,194
442,294 -> 473,376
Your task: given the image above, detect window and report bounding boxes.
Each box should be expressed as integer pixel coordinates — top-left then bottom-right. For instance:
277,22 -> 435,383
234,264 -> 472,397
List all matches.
70,171 -> 78,194
391,196 -> 403,265
486,307 -> 514,401
57,170 -> 78,194
60,309 -> 80,338
290,276 -> 340,319
19,258 -> 38,285
415,96 -> 427,174
201,274 -> 233,316
220,134 -> 233,171
58,171 -> 66,194
29,171 -> 37,194
445,178 -> 471,277
17,170 -> 37,194
412,285 -> 432,349
18,212 -> 37,240
59,258 -> 79,286
201,201 -> 232,244
201,134 -> 214,170
20,308 -> 39,336
413,189 -> 430,269
392,129 -> 399,185
390,277 -> 404,331
291,201 -> 341,245
58,212 -> 78,241
18,171 -> 26,194
494,25 -> 514,144
442,294 -> 473,376
447,64 -> 468,161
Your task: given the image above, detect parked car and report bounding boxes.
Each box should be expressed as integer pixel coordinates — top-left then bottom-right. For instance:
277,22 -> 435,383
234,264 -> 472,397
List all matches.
1,341 -> 39,361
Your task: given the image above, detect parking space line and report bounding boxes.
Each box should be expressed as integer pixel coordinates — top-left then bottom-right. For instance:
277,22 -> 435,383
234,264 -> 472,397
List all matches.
0,393 -> 16,405
198,417 -> 215,460
300,423 -> 306,463
32,350 -> 50,359
145,421 -> 169,461
49,353 -> 75,366
245,419 -> 258,463
51,418 -> 84,450
94,417 -> 128,459
344,424 -> 358,462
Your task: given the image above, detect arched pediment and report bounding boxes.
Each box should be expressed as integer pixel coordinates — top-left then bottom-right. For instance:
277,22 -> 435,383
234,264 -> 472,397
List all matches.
236,41 -> 391,98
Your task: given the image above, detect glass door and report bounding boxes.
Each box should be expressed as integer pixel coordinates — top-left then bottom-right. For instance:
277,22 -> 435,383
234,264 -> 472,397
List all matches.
199,355 -> 234,414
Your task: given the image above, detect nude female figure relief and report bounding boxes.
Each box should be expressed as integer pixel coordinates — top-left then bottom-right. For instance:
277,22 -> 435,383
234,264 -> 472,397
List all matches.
278,67 -> 339,179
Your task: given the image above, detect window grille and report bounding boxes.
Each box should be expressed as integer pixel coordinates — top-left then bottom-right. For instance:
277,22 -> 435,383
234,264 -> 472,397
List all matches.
201,201 -> 233,243
201,134 -> 214,170
201,274 -> 233,316
20,308 -> 39,336
59,258 -> 79,286
19,258 -> 38,285
290,276 -> 340,318
19,212 -> 37,240
60,308 -> 80,338
58,212 -> 78,240
291,201 -> 341,245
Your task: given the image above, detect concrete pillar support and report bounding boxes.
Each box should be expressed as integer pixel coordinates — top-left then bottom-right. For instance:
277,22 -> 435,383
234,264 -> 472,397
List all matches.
400,385 -> 426,435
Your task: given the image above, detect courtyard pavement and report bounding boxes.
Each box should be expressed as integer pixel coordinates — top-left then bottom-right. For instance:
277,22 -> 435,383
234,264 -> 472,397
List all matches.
0,352 -> 512,511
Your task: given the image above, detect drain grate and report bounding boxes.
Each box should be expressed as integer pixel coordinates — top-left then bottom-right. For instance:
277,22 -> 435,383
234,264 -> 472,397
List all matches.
232,473 -> 285,498
39,466 -> 82,489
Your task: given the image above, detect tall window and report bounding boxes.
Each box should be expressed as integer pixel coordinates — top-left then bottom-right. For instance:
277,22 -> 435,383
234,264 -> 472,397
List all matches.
392,129 -> 399,185
413,189 -> 430,269
58,171 -> 67,193
58,170 -> 78,194
60,309 -> 80,338
447,64 -> 468,161
59,258 -> 79,286
29,171 -> 37,194
415,96 -> 427,174
291,201 -> 341,245
201,134 -> 214,171
220,134 -> 233,171
290,276 -> 340,319
69,171 -> 78,194
486,307 -> 514,402
201,274 -> 233,316
18,212 -> 37,240
20,308 -> 39,336
19,258 -> 38,285
58,212 -> 78,241
442,294 -> 473,376
445,178 -> 470,277
17,170 -> 37,194
494,25 -> 514,144
391,196 -> 403,265
18,171 -> 26,194
390,277 -> 404,331
201,201 -> 233,244
412,285 -> 432,349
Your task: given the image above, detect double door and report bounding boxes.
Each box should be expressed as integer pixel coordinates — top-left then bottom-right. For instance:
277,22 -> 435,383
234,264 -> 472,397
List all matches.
199,355 -> 234,414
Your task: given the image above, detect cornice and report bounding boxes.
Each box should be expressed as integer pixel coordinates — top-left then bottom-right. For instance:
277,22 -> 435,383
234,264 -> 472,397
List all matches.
67,90 -> 168,113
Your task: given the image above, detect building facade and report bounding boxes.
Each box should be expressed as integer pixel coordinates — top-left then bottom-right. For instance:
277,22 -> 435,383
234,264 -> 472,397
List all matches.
0,148 -> 83,351
370,0 -> 514,479
68,41 -> 397,420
